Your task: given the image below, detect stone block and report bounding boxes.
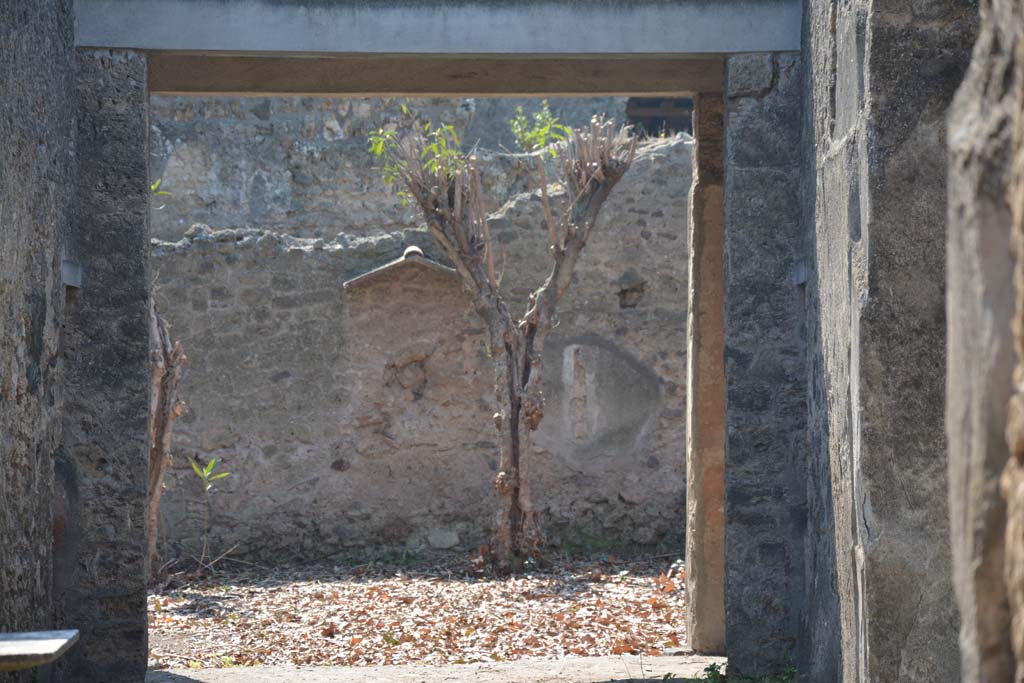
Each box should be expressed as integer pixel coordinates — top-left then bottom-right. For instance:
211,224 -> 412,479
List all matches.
426,528 -> 460,550
726,53 -> 775,98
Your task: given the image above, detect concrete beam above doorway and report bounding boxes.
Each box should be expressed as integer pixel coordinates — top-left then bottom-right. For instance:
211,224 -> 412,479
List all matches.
74,0 -> 801,55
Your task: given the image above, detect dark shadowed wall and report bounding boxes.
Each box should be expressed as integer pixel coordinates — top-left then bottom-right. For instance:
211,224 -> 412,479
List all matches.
0,3 -> 77,681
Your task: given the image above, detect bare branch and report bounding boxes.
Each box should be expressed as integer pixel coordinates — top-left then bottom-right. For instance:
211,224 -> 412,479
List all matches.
474,167 -> 497,288
496,246 -> 508,288
453,171 -> 465,250
534,155 -> 560,252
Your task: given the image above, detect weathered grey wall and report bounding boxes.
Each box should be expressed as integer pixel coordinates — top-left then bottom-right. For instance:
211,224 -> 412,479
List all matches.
149,96 -> 626,240
721,52 -> 807,678
801,0 -> 976,681
947,0 -> 1021,680
60,49 -> 151,682
796,1 -> 842,678
0,4 -> 77,682
152,137 -> 691,561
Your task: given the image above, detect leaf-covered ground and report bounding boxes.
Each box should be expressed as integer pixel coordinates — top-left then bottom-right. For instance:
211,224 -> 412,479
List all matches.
148,556 -> 688,670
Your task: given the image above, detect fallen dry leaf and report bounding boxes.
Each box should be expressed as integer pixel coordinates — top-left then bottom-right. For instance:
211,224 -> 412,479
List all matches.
147,555 -> 687,669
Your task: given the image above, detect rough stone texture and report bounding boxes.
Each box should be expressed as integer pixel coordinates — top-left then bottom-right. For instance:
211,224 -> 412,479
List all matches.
151,137 -> 692,562
149,96 -> 626,240
685,94 -> 726,655
947,0 -> 1022,680
0,3 -> 77,682
59,49 -> 151,683
796,4 -> 842,680
802,0 -> 976,680
722,52 -> 806,678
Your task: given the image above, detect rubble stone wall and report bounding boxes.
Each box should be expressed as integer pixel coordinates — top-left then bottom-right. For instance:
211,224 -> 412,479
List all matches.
61,48 -> 152,683
149,96 -> 627,240
721,52 -> 808,677
0,5 -> 77,682
152,136 -> 692,561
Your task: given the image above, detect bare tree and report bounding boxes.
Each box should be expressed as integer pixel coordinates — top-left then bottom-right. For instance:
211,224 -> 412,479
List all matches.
372,115 -> 636,571
147,298 -> 187,582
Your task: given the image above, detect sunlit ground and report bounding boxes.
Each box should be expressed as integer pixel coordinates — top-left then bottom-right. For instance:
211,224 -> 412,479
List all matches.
148,555 -> 687,669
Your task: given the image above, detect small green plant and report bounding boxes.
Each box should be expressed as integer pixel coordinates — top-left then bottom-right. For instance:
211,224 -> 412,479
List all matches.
699,662 -> 725,683
191,456 -> 230,492
695,663 -> 797,683
150,178 -> 170,197
369,104 -> 469,205
190,456 -> 230,568
150,177 -> 170,211
509,99 -> 571,156
771,668 -> 797,683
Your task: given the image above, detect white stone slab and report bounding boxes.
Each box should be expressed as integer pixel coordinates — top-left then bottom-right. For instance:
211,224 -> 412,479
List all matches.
0,630 -> 79,672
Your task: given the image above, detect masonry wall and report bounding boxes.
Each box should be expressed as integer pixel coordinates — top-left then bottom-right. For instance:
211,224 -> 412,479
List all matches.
801,0 -> 976,681
721,52 -> 808,677
152,137 -> 692,562
0,5 -> 77,682
946,0 -> 1022,679
60,49 -> 152,682
0,11 -> 152,683
149,96 -> 627,240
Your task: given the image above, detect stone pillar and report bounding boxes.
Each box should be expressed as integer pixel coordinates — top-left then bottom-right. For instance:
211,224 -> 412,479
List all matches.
685,93 -> 726,655
722,52 -> 805,678
58,48 -> 150,683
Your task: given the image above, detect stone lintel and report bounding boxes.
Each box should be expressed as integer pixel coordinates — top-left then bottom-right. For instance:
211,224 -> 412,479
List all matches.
147,54 -> 725,97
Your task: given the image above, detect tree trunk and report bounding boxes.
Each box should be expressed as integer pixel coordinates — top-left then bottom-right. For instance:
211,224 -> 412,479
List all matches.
488,297 -> 555,572
490,325 -> 544,572
147,300 -> 187,582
